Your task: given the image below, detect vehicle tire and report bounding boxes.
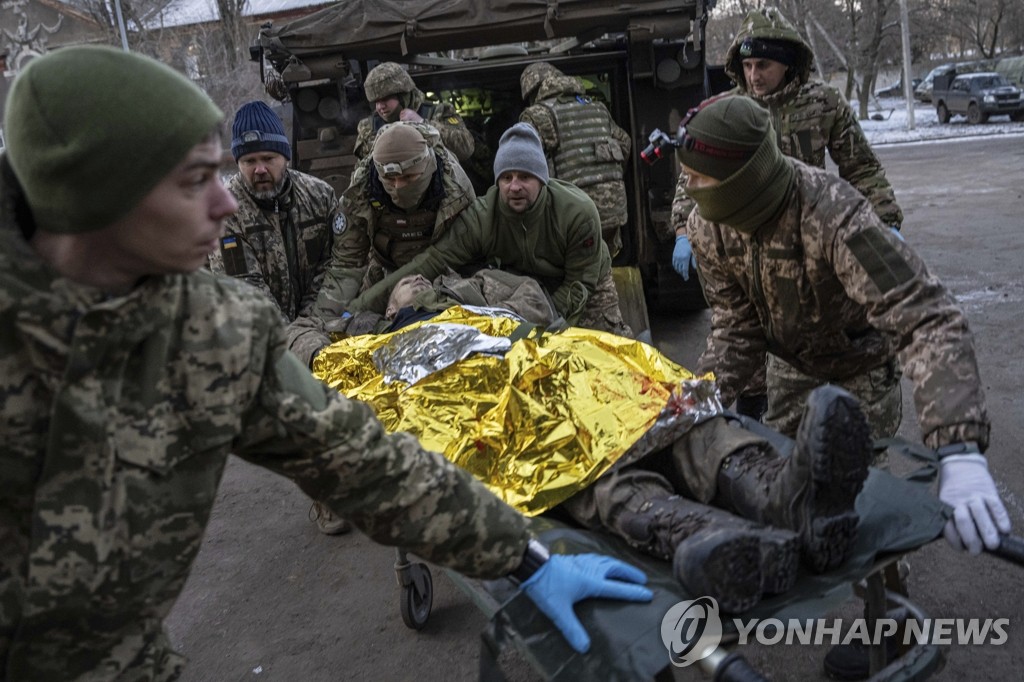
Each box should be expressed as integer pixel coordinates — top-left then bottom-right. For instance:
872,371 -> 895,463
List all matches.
967,103 -> 986,124
936,103 -> 950,124
1012,110 -> 1024,122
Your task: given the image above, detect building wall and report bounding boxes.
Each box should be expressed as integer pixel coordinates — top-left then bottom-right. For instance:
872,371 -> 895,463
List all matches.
1,0 -> 106,132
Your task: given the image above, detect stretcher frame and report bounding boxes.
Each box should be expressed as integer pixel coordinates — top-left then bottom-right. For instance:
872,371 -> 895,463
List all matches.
391,449 -> 1018,682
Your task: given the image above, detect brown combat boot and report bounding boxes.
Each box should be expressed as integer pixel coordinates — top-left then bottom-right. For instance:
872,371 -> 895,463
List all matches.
715,385 -> 871,573
618,495 -> 799,612
309,501 -> 352,536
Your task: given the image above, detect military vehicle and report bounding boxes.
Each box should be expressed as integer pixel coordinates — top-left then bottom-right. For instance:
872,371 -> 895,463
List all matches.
252,0 -> 725,334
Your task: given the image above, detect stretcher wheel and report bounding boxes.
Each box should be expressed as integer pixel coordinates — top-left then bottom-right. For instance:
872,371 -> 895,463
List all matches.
400,562 -> 433,630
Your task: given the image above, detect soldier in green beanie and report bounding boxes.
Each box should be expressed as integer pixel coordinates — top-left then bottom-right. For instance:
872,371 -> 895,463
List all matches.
678,94 -> 1010,584
0,45 -> 655,680
670,6 -> 905,424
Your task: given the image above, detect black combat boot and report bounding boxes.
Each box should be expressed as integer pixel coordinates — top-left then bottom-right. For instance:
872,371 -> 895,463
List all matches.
619,495 -> 799,612
715,385 -> 872,573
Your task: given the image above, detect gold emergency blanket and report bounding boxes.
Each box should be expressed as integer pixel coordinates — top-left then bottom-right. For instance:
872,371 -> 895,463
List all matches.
314,307 -> 721,515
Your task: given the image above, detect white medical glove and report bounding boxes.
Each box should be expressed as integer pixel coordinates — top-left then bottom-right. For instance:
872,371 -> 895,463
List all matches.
938,452 -> 1011,554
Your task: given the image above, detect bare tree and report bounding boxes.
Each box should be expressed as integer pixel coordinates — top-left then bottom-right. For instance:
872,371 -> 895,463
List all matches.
956,0 -> 1009,58
214,0 -> 249,70
185,18 -> 264,119
65,0 -> 175,50
851,0 -> 901,118
64,0 -> 263,124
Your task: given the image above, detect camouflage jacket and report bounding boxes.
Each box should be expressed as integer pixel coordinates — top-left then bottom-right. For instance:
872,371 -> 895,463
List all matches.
689,160 -> 988,451
333,146 -> 474,280
722,8 -> 903,228
519,75 -> 631,231
287,145 -> 476,365
208,170 -> 338,323
0,166 -> 528,680
353,89 -> 475,163
348,179 -> 610,324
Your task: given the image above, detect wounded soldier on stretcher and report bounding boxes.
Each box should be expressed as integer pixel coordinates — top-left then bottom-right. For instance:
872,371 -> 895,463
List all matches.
314,272 -> 874,614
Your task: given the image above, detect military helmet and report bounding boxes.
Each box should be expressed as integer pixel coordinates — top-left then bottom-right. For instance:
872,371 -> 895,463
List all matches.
520,62 -> 563,101
364,62 -> 416,102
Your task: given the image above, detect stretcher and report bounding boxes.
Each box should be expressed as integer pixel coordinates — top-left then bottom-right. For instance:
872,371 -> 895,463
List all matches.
393,445 -> 1024,682
311,311 -> 1018,680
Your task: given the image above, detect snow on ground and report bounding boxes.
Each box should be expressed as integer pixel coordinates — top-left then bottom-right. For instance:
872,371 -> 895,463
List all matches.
856,97 -> 1024,145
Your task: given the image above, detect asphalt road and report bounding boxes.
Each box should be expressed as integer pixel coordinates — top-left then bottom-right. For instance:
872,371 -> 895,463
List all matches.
165,134 -> 1024,681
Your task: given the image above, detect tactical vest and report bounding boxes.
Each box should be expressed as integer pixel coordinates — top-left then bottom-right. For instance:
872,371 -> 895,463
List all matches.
366,158 -> 445,271
370,207 -> 438,270
540,96 -> 624,189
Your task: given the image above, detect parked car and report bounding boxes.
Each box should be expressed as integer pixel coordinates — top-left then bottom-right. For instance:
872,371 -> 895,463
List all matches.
914,64 -> 956,102
875,77 -> 921,98
932,71 -> 1024,124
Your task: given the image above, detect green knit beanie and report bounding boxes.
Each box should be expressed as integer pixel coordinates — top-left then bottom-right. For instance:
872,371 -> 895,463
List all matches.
678,96 -> 794,233
3,45 -> 223,233
676,95 -> 766,180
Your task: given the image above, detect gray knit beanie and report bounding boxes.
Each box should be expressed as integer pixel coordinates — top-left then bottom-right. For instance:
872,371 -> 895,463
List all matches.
493,123 -> 549,184
231,100 -> 291,161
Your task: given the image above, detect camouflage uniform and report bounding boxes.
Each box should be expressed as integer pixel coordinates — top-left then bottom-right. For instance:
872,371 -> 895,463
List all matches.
208,170 -> 340,366
0,164 -> 529,680
287,131 -> 476,365
348,179 -> 633,338
689,159 -> 989,451
520,71 -> 631,256
332,142 -> 474,293
672,8 -> 903,232
354,63 -> 474,163
672,7 -> 905,406
208,170 -> 338,324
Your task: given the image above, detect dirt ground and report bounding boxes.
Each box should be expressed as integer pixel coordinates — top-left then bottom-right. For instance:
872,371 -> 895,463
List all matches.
165,134 -> 1024,681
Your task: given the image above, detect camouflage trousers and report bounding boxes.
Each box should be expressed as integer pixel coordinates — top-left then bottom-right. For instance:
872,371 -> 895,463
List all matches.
576,270 -> 634,339
763,353 -> 902,468
561,416 -> 771,532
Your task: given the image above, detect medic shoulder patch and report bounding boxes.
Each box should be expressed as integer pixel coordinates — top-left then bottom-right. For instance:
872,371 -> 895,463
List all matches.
332,213 -> 348,235
845,228 -> 914,294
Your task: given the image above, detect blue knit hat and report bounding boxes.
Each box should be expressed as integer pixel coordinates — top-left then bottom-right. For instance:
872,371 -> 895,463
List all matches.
493,122 -> 549,184
231,100 -> 291,161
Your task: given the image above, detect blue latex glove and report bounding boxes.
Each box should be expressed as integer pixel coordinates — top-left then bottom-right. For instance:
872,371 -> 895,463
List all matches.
939,453 -> 1012,554
521,554 -> 652,653
890,226 -> 904,241
672,234 -> 697,281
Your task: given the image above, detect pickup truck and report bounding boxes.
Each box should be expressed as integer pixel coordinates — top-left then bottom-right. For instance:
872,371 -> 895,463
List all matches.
932,71 -> 1024,124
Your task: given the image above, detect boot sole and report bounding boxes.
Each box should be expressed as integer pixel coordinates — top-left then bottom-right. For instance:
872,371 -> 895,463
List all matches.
798,386 -> 871,573
759,529 -> 800,595
674,532 -> 763,613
